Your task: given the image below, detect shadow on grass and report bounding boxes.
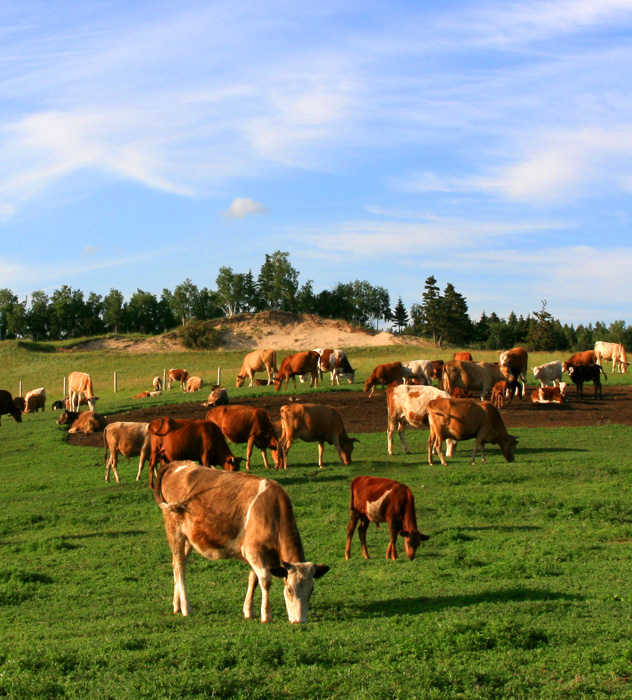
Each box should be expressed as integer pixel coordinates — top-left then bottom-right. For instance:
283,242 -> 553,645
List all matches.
65,529 -> 147,540
354,587 -> 579,618
434,524 -> 540,535
279,473 -> 348,486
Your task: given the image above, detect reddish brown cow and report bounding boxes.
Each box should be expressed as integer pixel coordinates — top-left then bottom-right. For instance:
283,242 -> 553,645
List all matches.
454,351 -> 473,362
56,410 -> 107,435
499,347 -> 528,389
0,389 -> 23,424
344,476 -> 429,561
426,397 -> 518,466
562,350 -> 597,373
274,351 -> 320,391
154,461 -> 329,622
431,359 -> 445,382
205,405 -> 280,470
146,417 -> 241,488
167,369 -> 189,391
364,362 -> 411,398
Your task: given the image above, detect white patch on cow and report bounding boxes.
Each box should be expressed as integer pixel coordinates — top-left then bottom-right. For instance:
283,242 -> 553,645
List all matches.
174,463 -> 193,474
245,479 -> 269,528
365,489 -> 392,523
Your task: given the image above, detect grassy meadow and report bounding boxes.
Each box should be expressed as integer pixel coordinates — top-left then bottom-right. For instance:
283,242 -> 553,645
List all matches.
0,341 -> 631,699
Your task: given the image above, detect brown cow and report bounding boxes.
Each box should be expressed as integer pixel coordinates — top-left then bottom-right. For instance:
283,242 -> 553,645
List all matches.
499,347 -> 528,389
167,369 -> 189,391
68,372 -> 97,411
0,390 -> 23,424
236,349 -> 278,387
454,351 -> 473,362
562,350 -> 596,373
185,376 -> 203,393
442,360 -> 507,401
345,476 -> 429,561
205,404 -> 280,470
530,383 -> 568,404
57,410 -> 107,435
103,421 -> 151,483
154,461 -> 329,622
134,391 -> 151,399
431,359 -> 445,382
364,362 -> 411,398
13,396 -> 26,414
203,385 -> 229,407
146,417 -> 241,488
24,387 -> 46,413
426,397 -> 518,466
279,403 -> 358,469
274,351 -> 320,391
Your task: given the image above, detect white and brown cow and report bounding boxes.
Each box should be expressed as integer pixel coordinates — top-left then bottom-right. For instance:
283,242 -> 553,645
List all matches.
167,369 -> 190,391
345,476 -> 429,561
24,387 -> 46,413
236,350 -> 278,388
318,349 -> 356,385
530,383 -> 568,404
154,461 -> 329,622
68,372 -> 97,411
532,361 -> 563,387
103,421 -> 151,483
279,403 -> 358,469
402,359 -> 433,385
364,362 -> 412,398
594,341 -> 629,373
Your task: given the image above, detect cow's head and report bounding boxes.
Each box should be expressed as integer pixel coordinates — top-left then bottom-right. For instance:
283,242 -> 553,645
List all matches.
363,379 -> 373,393
340,436 -> 360,465
148,416 -> 178,435
501,435 -> 519,462
235,375 -> 245,388
56,410 -> 77,426
270,561 -> 330,624
401,529 -> 430,560
223,456 -> 242,471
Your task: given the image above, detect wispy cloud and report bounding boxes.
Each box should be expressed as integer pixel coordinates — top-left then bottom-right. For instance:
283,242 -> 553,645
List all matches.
221,197 -> 268,219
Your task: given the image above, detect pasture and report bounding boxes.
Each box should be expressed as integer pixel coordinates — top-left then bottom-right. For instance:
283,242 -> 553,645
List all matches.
0,342 -> 631,699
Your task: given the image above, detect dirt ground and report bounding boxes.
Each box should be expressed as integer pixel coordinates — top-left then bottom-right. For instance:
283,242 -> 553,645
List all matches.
67,383 -> 632,449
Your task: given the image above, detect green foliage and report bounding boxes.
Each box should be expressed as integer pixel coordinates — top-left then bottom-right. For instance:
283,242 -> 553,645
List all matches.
176,320 -> 224,350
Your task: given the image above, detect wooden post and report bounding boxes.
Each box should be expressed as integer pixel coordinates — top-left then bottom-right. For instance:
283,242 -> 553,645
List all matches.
163,368 -> 167,391
217,367 -> 221,386
113,371 -> 118,393
63,376 -> 67,396
19,380 -> 22,398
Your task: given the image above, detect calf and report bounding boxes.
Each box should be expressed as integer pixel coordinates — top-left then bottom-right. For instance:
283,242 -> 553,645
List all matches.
364,362 -> 411,398
532,361 -> 563,387
51,399 -> 65,411
567,364 -> 606,399
450,387 -> 472,398
57,410 -> 107,435
13,396 -> 25,413
103,421 -> 151,483
152,376 -> 162,392
426,397 -> 518,466
530,383 -> 568,404
279,403 -> 358,469
202,385 -> 229,407
344,476 -> 429,561
185,376 -> 203,393
0,389 -> 23,424
205,404 -> 280,470
24,387 -> 46,413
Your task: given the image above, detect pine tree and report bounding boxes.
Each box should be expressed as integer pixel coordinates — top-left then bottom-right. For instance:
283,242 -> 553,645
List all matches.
392,297 -> 409,332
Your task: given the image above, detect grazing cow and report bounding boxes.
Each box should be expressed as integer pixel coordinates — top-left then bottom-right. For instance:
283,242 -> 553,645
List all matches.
454,351 -> 473,362
431,359 -> 445,382
442,360 -> 507,401
386,384 -> 454,456
203,385 -> 229,407
364,362 -> 411,398
426,398 -> 518,466
24,387 -> 46,413
146,417 -> 241,488
402,359 -> 433,385
499,347 -> 528,389
56,410 -> 107,435
562,350 -> 597,373
0,389 -> 22,424
318,349 -> 356,385
450,387 -> 472,398
205,405 -> 280,470
279,403 -> 358,469
185,376 -> 203,393
594,341 -> 629,373
530,383 -> 568,404
68,372 -> 97,411
154,461 -> 329,622
167,369 -> 189,391
51,399 -> 64,411
13,396 -> 25,413
274,351 -> 320,391
532,361 -> 563,387
345,476 -> 429,561
65,395 -> 100,410
152,376 -> 162,392
103,421 -> 151,483
567,364 -> 606,399
491,380 -> 508,408
235,349 -> 278,388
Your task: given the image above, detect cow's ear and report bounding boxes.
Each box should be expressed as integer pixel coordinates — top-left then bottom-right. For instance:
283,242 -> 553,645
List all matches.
351,437 -> 360,444
313,564 -> 330,579
148,417 -> 173,436
270,566 -> 288,579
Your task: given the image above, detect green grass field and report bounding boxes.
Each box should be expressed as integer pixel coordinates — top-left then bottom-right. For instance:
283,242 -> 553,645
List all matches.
1,343 -> 631,699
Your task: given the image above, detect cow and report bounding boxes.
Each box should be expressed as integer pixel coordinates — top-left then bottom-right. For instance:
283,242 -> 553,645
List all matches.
532,361 -> 563,387
205,405 -> 280,470
491,380 -> 509,408
344,476 -> 429,561
441,360 -> 507,401
279,403 -> 358,469
386,384 -> 455,456
426,397 -> 518,466
562,350 -> 597,373
431,359 -> 445,382
566,364 -> 606,399
134,391 -> 151,399
153,376 -> 163,392
185,376 -> 203,393
202,385 -> 229,407
364,362 -> 411,398
0,390 -> 22,424
65,395 -> 100,410
56,410 -> 107,435
13,396 -> 25,413
499,347 -> 528,390
594,341 -> 629,374
68,372 -> 97,411
146,417 -> 242,488
24,387 -> 46,413
103,421 -> 151,483
454,351 -> 473,362
450,387 -> 472,398
154,461 -> 329,622
235,350 -> 278,388
402,360 -> 433,385
51,399 -> 64,411
167,369 -> 189,391
530,383 -> 568,404
318,349 -> 356,385
274,351 -> 320,391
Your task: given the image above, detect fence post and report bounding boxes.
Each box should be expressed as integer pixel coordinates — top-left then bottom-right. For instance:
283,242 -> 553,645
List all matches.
217,367 -> 221,386
63,376 -> 67,396
163,368 -> 167,391
113,371 -> 117,393
19,380 -> 22,398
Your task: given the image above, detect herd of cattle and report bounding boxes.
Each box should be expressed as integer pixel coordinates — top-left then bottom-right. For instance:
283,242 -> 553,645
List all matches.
0,340 -> 627,623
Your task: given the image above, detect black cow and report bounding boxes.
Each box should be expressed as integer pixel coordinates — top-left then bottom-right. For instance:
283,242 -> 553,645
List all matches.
0,390 -> 23,424
567,364 -> 606,399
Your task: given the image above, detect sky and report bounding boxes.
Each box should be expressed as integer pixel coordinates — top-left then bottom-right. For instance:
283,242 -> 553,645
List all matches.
1,0 -> 631,326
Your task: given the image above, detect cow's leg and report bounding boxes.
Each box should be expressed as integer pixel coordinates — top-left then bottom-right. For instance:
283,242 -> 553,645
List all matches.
332,436 -> 345,465
386,520 -> 400,560
243,568 -> 258,619
397,421 -> 410,454
243,559 -> 273,622
471,438 -> 486,465
358,516 -> 371,559
165,522 -> 192,616
109,454 -> 120,483
317,441 -> 325,468
345,510 -> 360,560
280,433 -> 292,469
245,436 -> 254,470
260,448 -> 271,469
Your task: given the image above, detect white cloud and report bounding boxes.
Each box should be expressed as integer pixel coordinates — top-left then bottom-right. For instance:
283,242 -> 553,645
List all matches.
221,197 -> 268,219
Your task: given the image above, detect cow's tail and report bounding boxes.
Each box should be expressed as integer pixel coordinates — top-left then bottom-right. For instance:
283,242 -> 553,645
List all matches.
153,463 -> 187,514
103,424 -> 110,464
599,364 -> 608,380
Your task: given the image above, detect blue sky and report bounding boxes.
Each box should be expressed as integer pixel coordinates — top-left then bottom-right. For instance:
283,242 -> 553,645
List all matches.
1,0 -> 631,325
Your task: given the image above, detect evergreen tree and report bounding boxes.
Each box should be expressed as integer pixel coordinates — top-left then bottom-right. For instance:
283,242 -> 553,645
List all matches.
392,297 -> 409,332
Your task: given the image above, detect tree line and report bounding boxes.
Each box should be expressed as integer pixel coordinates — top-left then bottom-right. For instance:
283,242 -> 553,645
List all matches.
0,251 -> 629,351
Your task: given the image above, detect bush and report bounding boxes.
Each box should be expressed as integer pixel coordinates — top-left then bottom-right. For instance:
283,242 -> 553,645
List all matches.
177,320 -> 223,350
